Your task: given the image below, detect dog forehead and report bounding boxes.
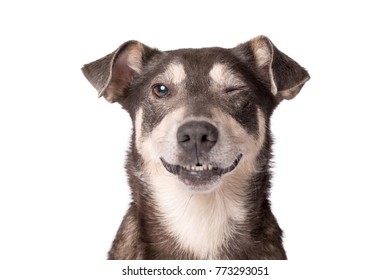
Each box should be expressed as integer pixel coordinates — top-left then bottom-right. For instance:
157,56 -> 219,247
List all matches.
152,49 -> 245,94
163,47 -> 234,77
157,60 -> 239,88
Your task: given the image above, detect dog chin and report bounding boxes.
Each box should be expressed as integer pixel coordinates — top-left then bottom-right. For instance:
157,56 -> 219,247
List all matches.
178,174 -> 222,193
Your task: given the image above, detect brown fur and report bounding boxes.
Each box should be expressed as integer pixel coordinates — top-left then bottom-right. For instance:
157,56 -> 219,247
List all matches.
82,36 -> 309,259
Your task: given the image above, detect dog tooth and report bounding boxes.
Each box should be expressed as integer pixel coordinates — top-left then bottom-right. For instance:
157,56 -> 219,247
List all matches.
208,164 -> 213,170
196,166 -> 202,171
191,166 -> 196,170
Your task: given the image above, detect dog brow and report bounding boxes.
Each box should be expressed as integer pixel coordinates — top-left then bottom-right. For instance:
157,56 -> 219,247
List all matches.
209,63 -> 244,89
157,62 -> 187,85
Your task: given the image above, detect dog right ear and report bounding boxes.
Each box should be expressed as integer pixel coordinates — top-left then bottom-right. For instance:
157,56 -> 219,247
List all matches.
235,36 -> 310,103
82,41 -> 159,103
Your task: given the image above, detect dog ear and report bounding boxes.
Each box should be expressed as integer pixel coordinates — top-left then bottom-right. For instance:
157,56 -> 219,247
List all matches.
237,36 -> 310,102
82,41 -> 159,103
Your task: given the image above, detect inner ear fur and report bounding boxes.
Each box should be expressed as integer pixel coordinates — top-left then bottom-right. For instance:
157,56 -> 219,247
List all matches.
238,36 -> 310,102
81,41 -> 159,103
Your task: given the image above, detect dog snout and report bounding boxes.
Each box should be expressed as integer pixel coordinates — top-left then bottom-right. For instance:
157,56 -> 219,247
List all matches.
177,121 -> 218,156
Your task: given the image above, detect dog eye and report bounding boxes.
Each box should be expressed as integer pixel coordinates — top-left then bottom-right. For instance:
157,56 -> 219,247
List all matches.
153,84 -> 170,97
225,87 -> 243,94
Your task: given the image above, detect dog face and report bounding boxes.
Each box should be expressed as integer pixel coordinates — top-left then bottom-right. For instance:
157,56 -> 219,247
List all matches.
82,36 -> 309,193
132,49 -> 274,193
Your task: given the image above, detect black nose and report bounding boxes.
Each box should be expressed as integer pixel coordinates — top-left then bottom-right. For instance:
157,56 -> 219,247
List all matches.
177,121 -> 218,156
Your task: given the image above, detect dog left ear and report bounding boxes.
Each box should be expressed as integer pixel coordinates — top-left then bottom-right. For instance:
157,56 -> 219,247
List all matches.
82,41 -> 159,103
237,36 -> 310,102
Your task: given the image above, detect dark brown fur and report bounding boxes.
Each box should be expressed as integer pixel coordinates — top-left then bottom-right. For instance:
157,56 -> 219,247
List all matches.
82,36 -> 309,260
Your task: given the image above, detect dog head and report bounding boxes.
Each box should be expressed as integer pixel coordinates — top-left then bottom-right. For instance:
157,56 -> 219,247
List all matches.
82,36 -> 309,193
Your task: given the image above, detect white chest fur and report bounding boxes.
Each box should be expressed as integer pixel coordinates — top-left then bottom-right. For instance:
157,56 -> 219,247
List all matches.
151,174 -> 247,259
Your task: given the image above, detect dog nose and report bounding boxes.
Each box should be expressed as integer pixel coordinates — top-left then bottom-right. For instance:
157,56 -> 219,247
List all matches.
177,121 -> 218,155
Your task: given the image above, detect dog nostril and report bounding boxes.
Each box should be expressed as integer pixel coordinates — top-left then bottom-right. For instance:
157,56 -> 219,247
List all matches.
201,134 -> 216,144
180,134 -> 191,143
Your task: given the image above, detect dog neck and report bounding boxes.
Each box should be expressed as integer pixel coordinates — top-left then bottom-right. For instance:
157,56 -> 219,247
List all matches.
149,174 -> 250,259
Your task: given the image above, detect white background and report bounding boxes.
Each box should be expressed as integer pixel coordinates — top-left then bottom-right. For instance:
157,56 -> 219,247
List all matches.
1,0 -> 389,279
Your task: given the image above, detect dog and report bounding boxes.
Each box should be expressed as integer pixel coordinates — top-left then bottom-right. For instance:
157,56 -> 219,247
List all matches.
82,35 -> 309,260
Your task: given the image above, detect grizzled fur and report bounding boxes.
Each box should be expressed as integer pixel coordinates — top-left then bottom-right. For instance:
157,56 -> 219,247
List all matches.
82,35 -> 309,260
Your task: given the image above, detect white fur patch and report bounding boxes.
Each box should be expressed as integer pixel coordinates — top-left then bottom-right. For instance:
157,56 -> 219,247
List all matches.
134,108 -> 145,156
134,106 -> 267,259
156,62 -> 187,85
153,177 -> 247,259
209,63 -> 244,89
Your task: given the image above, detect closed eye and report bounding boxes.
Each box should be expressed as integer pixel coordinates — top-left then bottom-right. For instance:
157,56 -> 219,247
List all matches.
225,86 -> 248,94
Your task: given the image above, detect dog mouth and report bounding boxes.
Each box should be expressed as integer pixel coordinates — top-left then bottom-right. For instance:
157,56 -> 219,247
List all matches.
160,154 -> 243,188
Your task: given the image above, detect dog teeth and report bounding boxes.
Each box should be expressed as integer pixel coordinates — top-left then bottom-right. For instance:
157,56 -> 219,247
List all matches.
182,164 -> 214,171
